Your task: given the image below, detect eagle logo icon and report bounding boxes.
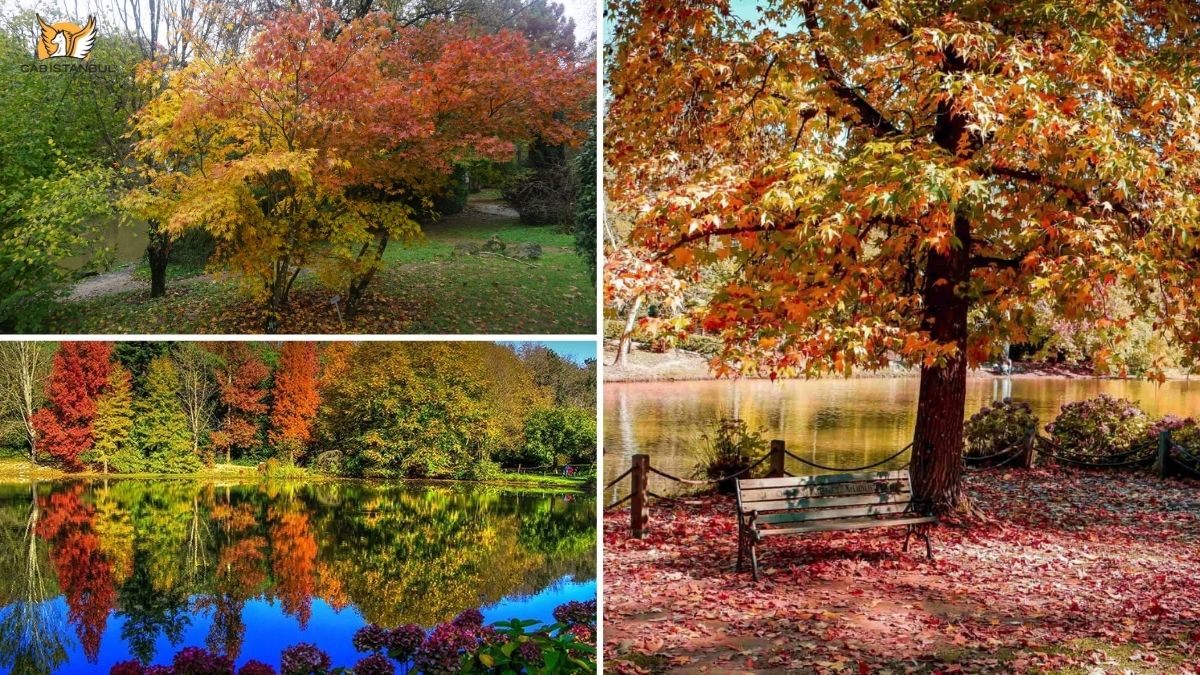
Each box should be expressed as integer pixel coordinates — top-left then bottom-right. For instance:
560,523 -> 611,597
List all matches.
35,14 -> 97,60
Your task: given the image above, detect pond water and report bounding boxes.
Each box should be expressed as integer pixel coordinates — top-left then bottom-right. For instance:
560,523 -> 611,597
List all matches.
604,376 -> 1200,498
0,480 -> 595,674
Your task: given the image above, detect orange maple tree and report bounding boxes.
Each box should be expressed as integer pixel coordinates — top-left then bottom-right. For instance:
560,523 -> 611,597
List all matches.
607,0 -> 1200,512
269,341 -> 321,462
127,9 -> 593,331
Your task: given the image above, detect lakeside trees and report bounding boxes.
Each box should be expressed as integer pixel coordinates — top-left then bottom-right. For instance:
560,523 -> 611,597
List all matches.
2,342 -> 595,478
607,0 -> 1200,514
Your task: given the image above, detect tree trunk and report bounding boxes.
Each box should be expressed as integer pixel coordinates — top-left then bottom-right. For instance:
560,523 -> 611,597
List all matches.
264,259 -> 291,334
344,231 -> 390,321
909,213 -> 972,515
612,293 -> 643,367
147,225 -> 171,298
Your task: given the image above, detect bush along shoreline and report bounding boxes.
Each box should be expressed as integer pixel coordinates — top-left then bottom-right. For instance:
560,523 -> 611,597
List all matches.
109,601 -> 597,674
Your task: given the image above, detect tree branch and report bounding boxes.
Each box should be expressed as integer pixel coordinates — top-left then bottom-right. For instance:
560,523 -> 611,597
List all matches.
796,0 -> 899,137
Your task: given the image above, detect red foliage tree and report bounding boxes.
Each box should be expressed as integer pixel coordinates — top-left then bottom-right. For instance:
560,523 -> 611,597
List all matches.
269,342 -> 320,462
38,486 -> 117,662
269,507 -> 317,629
210,343 -> 271,463
32,342 -> 112,471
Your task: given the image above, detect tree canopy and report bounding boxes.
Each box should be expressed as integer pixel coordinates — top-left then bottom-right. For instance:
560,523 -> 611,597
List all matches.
606,0 -> 1200,511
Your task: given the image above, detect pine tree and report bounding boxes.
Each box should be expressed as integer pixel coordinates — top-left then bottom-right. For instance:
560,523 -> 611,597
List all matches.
88,366 -> 134,474
130,356 -> 198,473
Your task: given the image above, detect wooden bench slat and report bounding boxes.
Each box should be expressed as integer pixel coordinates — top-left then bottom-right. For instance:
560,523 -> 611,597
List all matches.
737,470 -> 910,489
750,502 -> 913,524
742,491 -> 912,513
739,482 -> 910,503
755,515 -> 936,536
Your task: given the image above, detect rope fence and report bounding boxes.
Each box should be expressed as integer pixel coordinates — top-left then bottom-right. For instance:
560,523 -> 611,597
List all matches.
609,431 -> 1199,537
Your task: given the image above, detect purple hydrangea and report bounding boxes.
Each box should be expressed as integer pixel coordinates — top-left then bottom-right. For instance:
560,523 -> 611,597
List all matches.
279,643 -> 331,675
384,624 -> 424,661
111,662 -> 145,675
450,609 -> 484,631
552,600 -> 596,627
352,624 -> 389,653
566,623 -> 594,644
412,624 -> 476,674
237,662 -> 277,675
517,640 -> 543,665
145,667 -> 175,675
173,647 -> 234,675
352,653 -> 394,675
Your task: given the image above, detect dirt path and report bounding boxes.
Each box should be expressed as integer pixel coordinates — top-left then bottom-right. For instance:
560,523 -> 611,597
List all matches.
67,266 -> 143,301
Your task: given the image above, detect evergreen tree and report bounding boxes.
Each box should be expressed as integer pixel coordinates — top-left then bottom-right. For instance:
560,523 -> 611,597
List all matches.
130,356 -> 198,473
88,365 -> 134,474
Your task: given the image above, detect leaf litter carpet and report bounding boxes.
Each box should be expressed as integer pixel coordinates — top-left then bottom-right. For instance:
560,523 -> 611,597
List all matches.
604,469 -> 1200,674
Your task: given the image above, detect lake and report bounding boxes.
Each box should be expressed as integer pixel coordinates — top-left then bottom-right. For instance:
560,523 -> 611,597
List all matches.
604,376 -> 1200,498
0,480 -> 595,674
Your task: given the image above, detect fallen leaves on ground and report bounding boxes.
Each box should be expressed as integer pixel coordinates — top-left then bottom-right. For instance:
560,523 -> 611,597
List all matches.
604,468 -> 1200,674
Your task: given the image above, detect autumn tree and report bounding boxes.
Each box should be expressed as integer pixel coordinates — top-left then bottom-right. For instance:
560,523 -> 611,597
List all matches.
0,341 -> 53,461
89,366 -> 135,474
127,9 -> 593,330
210,343 -> 271,464
270,342 -> 321,464
607,0 -> 1200,513
130,356 -> 198,473
32,343 -> 112,471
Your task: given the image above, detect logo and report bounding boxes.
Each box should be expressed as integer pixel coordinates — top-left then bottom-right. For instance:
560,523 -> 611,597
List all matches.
35,14 -> 97,60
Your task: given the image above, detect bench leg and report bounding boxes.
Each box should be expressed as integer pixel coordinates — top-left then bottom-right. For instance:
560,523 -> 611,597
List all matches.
903,525 -> 913,552
922,527 -> 934,561
737,526 -> 745,572
749,539 -> 760,581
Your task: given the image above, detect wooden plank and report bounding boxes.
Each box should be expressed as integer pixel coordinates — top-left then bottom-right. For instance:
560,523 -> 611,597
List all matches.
750,502 -> 912,524
739,480 -> 910,504
737,470 -> 910,490
741,491 -> 912,513
754,515 -> 935,536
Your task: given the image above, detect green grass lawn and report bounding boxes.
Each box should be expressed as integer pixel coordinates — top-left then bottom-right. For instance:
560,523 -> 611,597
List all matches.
48,202 -> 595,334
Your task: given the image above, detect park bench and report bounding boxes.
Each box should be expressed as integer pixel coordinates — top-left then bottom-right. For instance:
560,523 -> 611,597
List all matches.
735,469 -> 936,579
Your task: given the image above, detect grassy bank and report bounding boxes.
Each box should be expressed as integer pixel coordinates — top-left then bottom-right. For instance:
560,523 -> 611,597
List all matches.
0,459 -> 593,492
50,201 -> 593,334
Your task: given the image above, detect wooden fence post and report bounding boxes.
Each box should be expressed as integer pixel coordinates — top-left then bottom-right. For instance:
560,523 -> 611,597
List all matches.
630,454 -> 649,538
1020,431 -> 1037,469
768,440 -> 786,478
1156,430 -> 1170,479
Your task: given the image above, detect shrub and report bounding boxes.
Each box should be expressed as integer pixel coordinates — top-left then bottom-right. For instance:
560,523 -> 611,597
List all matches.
279,643 -> 331,675
351,654 -> 393,675
692,418 -> 768,494
353,624 -> 389,653
460,617 -> 596,674
520,408 -> 597,466
456,458 -> 501,482
384,624 -> 425,662
502,141 -> 577,227
964,398 -> 1038,459
237,663 -> 276,675
553,600 -> 596,627
412,624 -> 477,674
1046,394 -> 1151,459
173,647 -> 234,675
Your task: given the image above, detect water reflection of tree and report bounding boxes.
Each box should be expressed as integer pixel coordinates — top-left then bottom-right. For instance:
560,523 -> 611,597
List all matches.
0,479 -> 595,668
117,551 -> 190,664
0,483 -> 68,675
36,485 -> 117,663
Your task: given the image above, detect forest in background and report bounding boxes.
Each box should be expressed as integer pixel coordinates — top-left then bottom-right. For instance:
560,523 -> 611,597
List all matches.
0,341 -> 596,479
